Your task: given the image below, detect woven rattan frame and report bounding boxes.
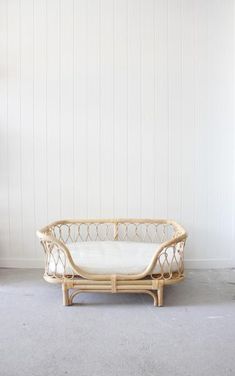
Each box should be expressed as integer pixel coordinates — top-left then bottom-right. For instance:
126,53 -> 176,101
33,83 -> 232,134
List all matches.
37,219 -> 187,307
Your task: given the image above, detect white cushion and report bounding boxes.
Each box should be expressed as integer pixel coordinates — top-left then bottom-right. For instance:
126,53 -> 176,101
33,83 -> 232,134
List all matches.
49,241 -> 180,276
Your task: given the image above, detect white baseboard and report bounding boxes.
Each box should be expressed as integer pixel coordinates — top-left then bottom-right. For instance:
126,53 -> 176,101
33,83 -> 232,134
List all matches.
0,257 -> 234,269
184,258 -> 234,269
0,258 -> 44,269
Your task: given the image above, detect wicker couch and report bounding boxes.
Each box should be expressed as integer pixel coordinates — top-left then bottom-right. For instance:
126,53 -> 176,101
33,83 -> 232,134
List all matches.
37,219 -> 187,307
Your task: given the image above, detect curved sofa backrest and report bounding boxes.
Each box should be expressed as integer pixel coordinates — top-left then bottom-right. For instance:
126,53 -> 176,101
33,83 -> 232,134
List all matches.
37,218 -> 186,245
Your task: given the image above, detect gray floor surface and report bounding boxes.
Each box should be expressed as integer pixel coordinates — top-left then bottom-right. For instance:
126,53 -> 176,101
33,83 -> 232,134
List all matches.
0,268 -> 235,376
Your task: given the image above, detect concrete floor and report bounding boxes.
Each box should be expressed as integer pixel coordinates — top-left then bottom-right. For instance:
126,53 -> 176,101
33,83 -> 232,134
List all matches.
0,269 -> 235,376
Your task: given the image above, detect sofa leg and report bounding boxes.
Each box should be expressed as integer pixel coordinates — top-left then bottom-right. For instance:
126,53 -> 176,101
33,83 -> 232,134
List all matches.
62,283 -> 70,306
157,285 -> 164,307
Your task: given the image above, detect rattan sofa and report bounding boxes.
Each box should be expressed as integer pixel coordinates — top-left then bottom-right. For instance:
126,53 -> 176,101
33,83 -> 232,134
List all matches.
37,219 -> 187,307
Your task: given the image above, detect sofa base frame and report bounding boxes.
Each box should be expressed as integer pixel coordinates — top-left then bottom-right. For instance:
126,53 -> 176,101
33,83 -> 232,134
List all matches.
45,275 -> 184,307
63,287 -> 160,307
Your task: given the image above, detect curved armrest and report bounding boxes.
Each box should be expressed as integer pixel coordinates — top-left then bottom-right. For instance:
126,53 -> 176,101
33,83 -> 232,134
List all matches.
37,231 -> 91,280
144,232 -> 187,278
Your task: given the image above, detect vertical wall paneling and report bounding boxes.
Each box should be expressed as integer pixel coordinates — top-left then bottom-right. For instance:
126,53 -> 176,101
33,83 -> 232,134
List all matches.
167,0 -> 182,221
46,0 -> 60,224
181,0 -> 196,256
60,0 -> 74,218
154,0 -> 168,218
192,0 -> 209,259
100,0 -> 114,217
0,0 -> 9,259
0,0 -> 234,267
20,0 -> 35,258
206,0 -> 234,261
141,0 -> 155,217
34,0 -> 48,259
233,0 -> 235,262
113,0 -> 128,217
7,0 -> 22,259
74,0 -> 88,218
87,0 -> 100,217
127,0 -> 141,217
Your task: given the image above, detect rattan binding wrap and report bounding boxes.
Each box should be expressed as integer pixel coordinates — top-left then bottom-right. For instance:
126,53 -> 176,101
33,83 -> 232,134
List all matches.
37,219 -> 187,307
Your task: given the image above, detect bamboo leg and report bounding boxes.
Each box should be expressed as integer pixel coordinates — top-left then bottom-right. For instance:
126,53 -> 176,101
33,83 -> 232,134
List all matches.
62,283 -> 70,306
157,285 -> 164,307
152,291 -> 158,307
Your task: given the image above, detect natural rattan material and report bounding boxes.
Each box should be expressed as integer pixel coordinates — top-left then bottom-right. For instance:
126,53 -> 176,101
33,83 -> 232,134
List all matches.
37,219 -> 187,307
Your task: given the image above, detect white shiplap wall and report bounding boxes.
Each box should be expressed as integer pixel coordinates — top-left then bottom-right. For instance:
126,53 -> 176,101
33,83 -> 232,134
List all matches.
0,0 -> 234,268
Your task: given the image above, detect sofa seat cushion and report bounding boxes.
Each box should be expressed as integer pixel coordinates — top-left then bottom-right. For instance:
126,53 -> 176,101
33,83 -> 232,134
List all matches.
49,241 -> 180,276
